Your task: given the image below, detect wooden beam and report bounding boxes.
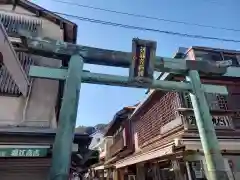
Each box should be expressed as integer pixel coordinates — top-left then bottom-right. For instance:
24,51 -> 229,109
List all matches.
17,31 -> 230,75
20,35 -> 186,73
49,55 -> 84,180
29,66 -> 228,95
0,23 -> 29,96
29,66 -> 67,80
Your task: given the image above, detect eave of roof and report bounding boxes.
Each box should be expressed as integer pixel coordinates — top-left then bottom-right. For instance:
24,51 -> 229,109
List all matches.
191,46 -> 240,55
0,0 -> 77,43
0,126 -> 91,145
104,106 -> 136,136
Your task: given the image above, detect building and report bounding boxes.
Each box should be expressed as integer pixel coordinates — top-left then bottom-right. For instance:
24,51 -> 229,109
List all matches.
88,136 -> 113,179
0,0 -> 76,127
91,106 -> 136,180
0,0 -> 97,179
89,130 -> 105,150
93,46 -> 240,180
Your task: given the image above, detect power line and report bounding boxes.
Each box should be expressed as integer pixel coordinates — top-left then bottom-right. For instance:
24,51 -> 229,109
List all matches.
52,11 -> 240,43
50,0 -> 240,33
199,0 -> 228,5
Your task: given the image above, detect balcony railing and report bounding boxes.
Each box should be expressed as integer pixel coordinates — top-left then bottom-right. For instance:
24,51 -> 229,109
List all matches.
182,92 -> 234,129
109,132 -> 125,157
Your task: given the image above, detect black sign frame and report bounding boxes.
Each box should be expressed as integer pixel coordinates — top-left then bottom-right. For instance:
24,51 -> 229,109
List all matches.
129,38 -> 157,83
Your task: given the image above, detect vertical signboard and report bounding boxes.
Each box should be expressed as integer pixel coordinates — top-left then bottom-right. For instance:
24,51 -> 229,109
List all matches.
129,38 -> 156,83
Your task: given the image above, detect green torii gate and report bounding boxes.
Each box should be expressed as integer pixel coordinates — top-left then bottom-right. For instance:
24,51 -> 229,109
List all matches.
18,32 -> 240,180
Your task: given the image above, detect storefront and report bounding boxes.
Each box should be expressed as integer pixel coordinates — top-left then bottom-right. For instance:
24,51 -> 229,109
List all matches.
114,139 -> 240,180
182,138 -> 240,180
0,145 -> 51,180
0,127 -> 96,180
184,153 -> 238,180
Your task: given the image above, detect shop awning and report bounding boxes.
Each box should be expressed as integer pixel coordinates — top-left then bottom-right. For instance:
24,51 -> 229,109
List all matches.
104,156 -> 117,165
115,144 -> 174,168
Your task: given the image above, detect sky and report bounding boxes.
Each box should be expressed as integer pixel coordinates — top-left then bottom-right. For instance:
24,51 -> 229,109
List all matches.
31,0 -> 240,127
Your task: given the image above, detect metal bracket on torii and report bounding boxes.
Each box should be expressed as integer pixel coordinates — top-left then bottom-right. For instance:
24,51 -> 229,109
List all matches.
12,30 -> 237,180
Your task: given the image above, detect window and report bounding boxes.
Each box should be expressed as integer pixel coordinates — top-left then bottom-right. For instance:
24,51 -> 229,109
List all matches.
183,92 -> 232,128
183,92 -> 228,111
216,95 -> 228,110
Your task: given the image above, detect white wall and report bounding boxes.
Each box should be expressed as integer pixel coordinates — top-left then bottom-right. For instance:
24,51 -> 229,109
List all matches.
0,96 -> 24,125
89,132 -> 104,150
92,136 -> 113,160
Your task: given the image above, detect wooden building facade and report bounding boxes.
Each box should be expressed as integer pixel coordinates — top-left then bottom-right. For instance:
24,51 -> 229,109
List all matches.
93,46 -> 240,180
91,106 -> 136,180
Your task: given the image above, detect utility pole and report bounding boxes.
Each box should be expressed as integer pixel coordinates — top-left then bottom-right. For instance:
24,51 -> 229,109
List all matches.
16,31 -> 235,180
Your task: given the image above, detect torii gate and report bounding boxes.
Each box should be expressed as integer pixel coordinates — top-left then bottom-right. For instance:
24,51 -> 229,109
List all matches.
5,26 -> 239,180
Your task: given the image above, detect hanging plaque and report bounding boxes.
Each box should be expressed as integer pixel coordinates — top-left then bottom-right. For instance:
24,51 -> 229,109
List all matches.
129,38 -> 156,83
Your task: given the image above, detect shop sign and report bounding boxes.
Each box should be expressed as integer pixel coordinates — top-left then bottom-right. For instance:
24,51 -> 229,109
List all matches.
0,147 -> 48,157
188,116 -> 231,127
